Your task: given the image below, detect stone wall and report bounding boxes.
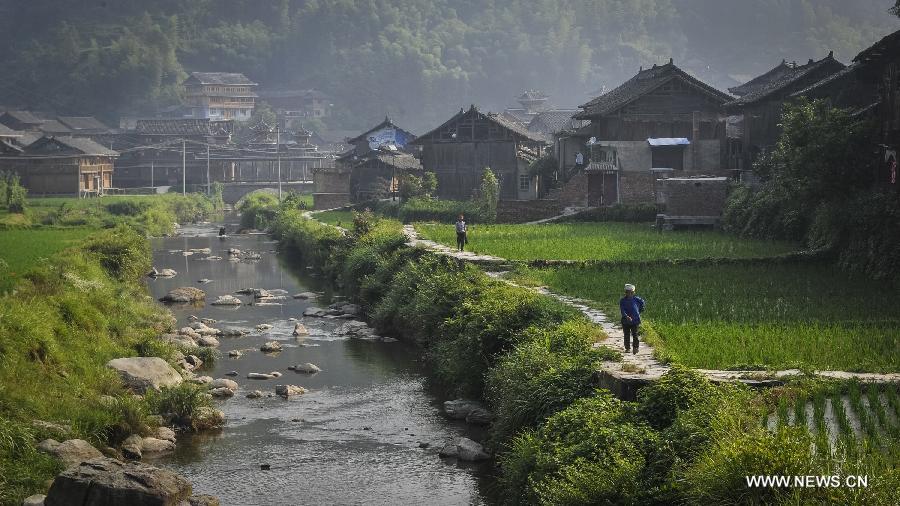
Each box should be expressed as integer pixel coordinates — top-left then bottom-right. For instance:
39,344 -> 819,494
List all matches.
496,199 -> 564,223
313,192 -> 350,210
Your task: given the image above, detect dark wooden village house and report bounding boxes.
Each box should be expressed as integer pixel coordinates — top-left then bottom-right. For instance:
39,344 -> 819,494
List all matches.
558,59 -> 733,207
410,105 -> 547,201
0,136 -> 117,196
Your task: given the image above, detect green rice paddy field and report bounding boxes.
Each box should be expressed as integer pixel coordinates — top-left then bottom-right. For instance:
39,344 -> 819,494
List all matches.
416,222 -> 798,261
312,210 -> 355,227
0,228 -> 94,292
514,262 -> 900,372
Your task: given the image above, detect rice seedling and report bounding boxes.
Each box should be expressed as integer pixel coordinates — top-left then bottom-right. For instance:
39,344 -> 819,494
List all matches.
793,392 -> 808,429
847,380 -> 878,445
812,389 -> 831,457
865,385 -> 890,436
886,384 -> 900,420
777,396 -> 792,428
830,391 -> 856,455
416,222 -> 799,261
514,263 -> 900,372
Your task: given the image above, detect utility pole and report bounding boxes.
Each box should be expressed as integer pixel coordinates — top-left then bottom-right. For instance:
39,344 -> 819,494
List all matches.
206,143 -> 211,196
277,125 -> 282,201
182,138 -> 186,196
150,161 -> 154,190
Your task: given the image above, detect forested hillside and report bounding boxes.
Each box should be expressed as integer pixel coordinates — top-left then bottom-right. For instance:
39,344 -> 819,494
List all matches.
0,0 -> 896,131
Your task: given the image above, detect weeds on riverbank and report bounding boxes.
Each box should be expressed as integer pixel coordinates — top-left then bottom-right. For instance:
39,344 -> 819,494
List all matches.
0,226 -> 181,504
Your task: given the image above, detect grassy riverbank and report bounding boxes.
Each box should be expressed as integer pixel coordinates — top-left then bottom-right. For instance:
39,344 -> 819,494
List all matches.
272,209 -> 899,505
0,195 -> 219,504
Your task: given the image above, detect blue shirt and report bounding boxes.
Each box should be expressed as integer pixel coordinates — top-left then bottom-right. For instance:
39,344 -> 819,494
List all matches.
620,295 -> 645,324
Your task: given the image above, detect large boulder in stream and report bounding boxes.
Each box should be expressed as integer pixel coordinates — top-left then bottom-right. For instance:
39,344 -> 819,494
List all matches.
107,357 -> 183,393
44,458 -> 194,506
159,287 -> 206,304
211,295 -> 242,306
148,268 -> 177,278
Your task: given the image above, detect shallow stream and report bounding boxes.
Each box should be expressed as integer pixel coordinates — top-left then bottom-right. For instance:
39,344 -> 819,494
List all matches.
146,217 -> 489,505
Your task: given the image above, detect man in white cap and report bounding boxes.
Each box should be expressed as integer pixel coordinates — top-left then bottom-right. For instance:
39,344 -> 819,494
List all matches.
619,283 -> 645,354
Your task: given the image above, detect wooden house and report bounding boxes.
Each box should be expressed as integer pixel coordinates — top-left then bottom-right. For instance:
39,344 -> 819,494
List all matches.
0,110 -> 43,132
331,117 -> 420,202
411,105 -> 547,201
184,72 -> 258,121
724,53 -> 845,170
0,136 -> 117,196
853,29 -> 900,193
566,59 -> 732,206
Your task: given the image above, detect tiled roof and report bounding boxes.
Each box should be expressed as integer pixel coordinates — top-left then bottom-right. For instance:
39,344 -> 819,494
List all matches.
135,118 -> 233,136
0,123 -> 21,137
728,61 -> 796,97
258,88 -> 329,100
413,105 -> 548,144
25,136 -> 117,156
58,116 -> 110,132
518,90 -> 548,101
185,72 -> 257,86
725,53 -> 845,107
1,110 -> 42,125
372,151 -> 422,170
527,110 -> 583,134
854,28 -> 900,65
575,61 -> 731,119
346,117 -> 416,144
38,120 -> 71,134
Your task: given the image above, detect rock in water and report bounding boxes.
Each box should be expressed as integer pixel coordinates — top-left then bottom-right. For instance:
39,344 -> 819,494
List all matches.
192,407 -> 225,431
302,307 -> 327,317
44,458 -> 193,506
260,341 -> 282,353
209,378 -> 238,391
439,438 -> 489,461
245,390 -> 263,399
210,295 -> 242,306
246,372 -> 274,380
189,495 -> 220,506
443,399 -> 483,420
148,268 -> 177,278
275,385 -> 307,398
209,387 -> 234,398
292,292 -> 318,300
465,407 -> 494,425
141,437 -> 176,456
293,362 -> 321,374
106,357 -> 183,393
292,323 -> 309,336
159,287 -> 206,303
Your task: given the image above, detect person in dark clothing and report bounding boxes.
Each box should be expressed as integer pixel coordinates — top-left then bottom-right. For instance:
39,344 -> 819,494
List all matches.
455,214 -> 467,251
218,226 -> 227,237
619,283 -> 645,354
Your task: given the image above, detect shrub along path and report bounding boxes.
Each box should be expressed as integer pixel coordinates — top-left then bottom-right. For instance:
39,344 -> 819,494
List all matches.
403,224 -> 900,391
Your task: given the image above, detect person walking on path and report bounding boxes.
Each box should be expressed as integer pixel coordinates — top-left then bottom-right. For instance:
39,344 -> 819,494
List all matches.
620,283 -> 645,354
455,214 -> 468,251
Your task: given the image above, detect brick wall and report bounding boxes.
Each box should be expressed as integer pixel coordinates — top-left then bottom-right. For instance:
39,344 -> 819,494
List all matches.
314,168 -> 350,193
496,199 -> 564,223
619,172 -> 657,204
557,171 -> 589,207
313,192 -> 350,210
660,178 -> 728,216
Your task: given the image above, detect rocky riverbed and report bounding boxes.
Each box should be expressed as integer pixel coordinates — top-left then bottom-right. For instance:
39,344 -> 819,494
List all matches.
141,219 -> 491,505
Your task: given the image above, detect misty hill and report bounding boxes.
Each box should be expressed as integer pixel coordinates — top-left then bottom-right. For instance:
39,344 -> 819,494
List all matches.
0,0 -> 896,132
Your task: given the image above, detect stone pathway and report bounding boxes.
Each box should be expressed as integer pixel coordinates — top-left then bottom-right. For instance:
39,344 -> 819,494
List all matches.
522,206 -> 594,225
402,225 -> 508,267
403,224 -> 900,395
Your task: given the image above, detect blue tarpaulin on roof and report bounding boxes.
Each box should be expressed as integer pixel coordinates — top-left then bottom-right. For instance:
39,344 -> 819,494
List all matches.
647,137 -> 690,146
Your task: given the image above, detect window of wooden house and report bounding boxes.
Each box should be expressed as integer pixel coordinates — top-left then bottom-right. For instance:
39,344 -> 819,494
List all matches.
519,174 -> 530,192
